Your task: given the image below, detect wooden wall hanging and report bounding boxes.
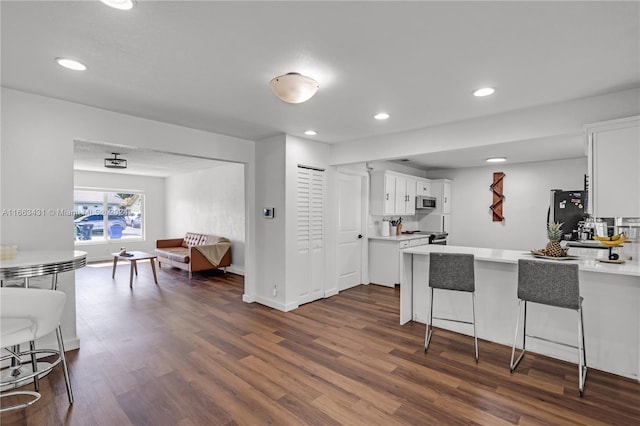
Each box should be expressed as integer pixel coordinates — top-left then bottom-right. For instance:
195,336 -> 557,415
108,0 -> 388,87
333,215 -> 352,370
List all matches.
490,172 -> 505,222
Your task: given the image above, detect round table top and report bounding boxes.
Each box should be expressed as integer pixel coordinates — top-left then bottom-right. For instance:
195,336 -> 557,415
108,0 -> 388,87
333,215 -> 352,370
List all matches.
0,250 -> 87,280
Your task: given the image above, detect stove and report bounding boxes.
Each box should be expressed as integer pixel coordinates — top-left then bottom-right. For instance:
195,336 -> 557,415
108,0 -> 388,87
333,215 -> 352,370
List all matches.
405,230 -> 448,244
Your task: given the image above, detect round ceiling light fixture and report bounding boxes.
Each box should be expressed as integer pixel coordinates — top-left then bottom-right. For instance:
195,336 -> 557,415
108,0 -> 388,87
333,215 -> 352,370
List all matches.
374,112 -> 390,120
269,72 -> 319,104
304,130 -> 318,136
99,0 -> 135,10
56,57 -> 87,71
473,87 -> 495,97
486,157 -> 507,163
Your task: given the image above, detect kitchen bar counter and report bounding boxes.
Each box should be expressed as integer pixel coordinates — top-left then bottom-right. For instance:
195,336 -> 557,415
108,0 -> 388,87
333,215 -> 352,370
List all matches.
400,244 -> 640,380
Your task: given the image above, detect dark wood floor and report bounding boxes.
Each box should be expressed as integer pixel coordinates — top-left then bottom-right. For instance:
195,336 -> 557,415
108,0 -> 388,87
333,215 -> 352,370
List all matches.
2,261 -> 640,425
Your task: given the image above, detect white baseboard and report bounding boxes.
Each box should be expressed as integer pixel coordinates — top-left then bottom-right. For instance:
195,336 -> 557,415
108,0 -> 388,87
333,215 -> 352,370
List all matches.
324,288 -> 339,298
253,295 -> 299,312
227,264 -> 244,275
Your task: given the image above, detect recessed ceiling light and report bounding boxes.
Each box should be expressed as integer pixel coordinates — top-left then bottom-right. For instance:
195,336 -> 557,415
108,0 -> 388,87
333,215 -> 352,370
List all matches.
374,112 -> 390,120
474,87 -> 495,97
486,157 -> 507,163
304,130 -> 318,136
99,0 -> 135,10
56,58 -> 87,71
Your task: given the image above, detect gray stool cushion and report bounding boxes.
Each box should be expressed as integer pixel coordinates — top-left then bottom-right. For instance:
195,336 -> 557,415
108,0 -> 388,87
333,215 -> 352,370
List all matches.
429,253 -> 475,292
517,259 -> 580,310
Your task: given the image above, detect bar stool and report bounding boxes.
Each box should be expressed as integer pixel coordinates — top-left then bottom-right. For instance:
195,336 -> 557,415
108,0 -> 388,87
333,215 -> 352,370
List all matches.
425,252 -> 478,362
510,259 -> 587,396
0,288 -> 74,412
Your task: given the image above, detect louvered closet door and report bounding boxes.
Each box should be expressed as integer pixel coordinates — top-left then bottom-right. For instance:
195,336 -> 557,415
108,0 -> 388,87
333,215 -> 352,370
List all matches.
296,166 -> 325,305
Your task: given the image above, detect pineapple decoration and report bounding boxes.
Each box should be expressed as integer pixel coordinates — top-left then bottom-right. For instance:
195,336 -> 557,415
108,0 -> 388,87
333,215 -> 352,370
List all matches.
544,222 -> 569,257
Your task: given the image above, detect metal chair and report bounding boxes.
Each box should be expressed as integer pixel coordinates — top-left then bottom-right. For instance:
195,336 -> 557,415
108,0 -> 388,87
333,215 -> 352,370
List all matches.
1,288 -> 74,412
510,259 -> 587,396
425,252 -> 478,362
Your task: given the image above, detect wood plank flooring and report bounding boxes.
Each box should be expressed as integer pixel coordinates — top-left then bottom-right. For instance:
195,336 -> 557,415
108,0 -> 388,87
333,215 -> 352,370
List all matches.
2,261 -> 639,425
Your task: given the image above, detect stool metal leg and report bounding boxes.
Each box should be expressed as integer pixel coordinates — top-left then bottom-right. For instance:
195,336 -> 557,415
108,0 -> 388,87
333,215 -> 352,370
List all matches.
425,288 -> 478,362
472,292 -> 478,363
510,300 -> 527,372
29,340 -> 40,392
424,287 -> 434,351
578,307 -> 587,396
55,326 -> 74,404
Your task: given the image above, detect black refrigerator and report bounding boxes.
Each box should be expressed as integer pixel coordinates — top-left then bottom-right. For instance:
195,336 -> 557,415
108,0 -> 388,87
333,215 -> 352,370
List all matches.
547,190 -> 586,240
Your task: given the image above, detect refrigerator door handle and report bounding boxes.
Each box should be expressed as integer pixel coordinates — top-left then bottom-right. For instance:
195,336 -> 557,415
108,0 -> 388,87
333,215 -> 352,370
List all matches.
546,206 -> 551,225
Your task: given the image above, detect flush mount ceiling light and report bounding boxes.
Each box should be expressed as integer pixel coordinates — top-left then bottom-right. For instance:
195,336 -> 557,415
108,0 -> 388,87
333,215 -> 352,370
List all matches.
474,87 -> 495,97
104,153 -> 127,169
269,72 -> 319,104
374,112 -> 390,120
56,57 -> 87,71
304,130 -> 318,136
99,0 -> 135,10
486,157 -> 507,163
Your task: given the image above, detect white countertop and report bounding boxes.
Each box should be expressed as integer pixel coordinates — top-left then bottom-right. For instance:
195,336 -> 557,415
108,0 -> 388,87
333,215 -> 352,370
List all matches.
402,244 -> 640,277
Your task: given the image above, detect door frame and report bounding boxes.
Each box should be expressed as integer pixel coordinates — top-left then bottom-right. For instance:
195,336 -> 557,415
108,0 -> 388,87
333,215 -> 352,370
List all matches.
335,169 -> 369,290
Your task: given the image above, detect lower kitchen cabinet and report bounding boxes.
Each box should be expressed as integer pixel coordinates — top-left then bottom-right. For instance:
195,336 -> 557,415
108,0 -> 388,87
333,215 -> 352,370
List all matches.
369,237 -> 429,287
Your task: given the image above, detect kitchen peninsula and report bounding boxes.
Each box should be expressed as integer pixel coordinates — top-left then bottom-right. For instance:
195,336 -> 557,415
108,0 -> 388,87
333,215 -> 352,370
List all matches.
400,244 -> 640,380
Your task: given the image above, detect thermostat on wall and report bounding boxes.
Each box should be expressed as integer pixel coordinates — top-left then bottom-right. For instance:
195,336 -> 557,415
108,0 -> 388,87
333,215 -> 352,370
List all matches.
263,208 -> 274,219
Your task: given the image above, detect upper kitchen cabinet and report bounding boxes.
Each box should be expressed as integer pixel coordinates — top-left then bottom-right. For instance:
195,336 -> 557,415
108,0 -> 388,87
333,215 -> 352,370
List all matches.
416,178 -> 431,196
370,171 -> 417,216
586,116 -> 640,218
430,179 -> 452,214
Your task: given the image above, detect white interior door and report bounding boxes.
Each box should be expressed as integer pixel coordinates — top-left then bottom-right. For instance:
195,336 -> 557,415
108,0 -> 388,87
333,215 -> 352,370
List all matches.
337,173 -> 363,291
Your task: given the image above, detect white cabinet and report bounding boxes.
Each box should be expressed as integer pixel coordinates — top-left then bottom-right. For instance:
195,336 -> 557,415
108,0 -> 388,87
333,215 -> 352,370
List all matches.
394,175 -> 408,214
430,179 -> 451,214
393,174 -> 417,215
370,171 -> 417,216
369,237 -> 429,287
586,116 -> 640,218
383,173 -> 396,215
409,237 -> 429,247
416,178 -> 431,196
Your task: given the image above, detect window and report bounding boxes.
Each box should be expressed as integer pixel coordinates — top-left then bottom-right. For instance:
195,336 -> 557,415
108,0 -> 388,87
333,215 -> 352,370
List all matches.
74,189 -> 144,243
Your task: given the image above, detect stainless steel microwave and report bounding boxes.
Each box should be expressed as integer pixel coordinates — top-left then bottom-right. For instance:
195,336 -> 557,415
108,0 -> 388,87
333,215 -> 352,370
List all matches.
416,196 -> 436,210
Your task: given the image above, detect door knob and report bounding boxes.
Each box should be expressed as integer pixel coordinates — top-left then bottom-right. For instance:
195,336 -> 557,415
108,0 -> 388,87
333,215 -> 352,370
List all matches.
357,234 -> 363,239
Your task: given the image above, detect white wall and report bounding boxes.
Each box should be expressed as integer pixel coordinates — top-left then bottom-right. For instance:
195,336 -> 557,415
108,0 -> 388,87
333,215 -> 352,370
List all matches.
254,135 -> 287,307
252,134 -> 333,310
1,88 -> 256,347
165,163 -> 245,273
74,170 -> 165,262
425,157 -> 588,250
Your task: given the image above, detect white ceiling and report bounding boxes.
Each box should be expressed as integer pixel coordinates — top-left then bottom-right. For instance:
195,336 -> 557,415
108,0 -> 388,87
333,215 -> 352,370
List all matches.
74,140 -> 230,177
2,1 -> 639,172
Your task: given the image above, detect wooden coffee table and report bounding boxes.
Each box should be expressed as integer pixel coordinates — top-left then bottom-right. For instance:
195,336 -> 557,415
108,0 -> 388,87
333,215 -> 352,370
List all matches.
111,251 -> 158,288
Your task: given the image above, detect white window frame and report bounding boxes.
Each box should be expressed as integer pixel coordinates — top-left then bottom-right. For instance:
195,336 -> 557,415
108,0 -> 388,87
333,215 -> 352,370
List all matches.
74,187 -> 145,245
